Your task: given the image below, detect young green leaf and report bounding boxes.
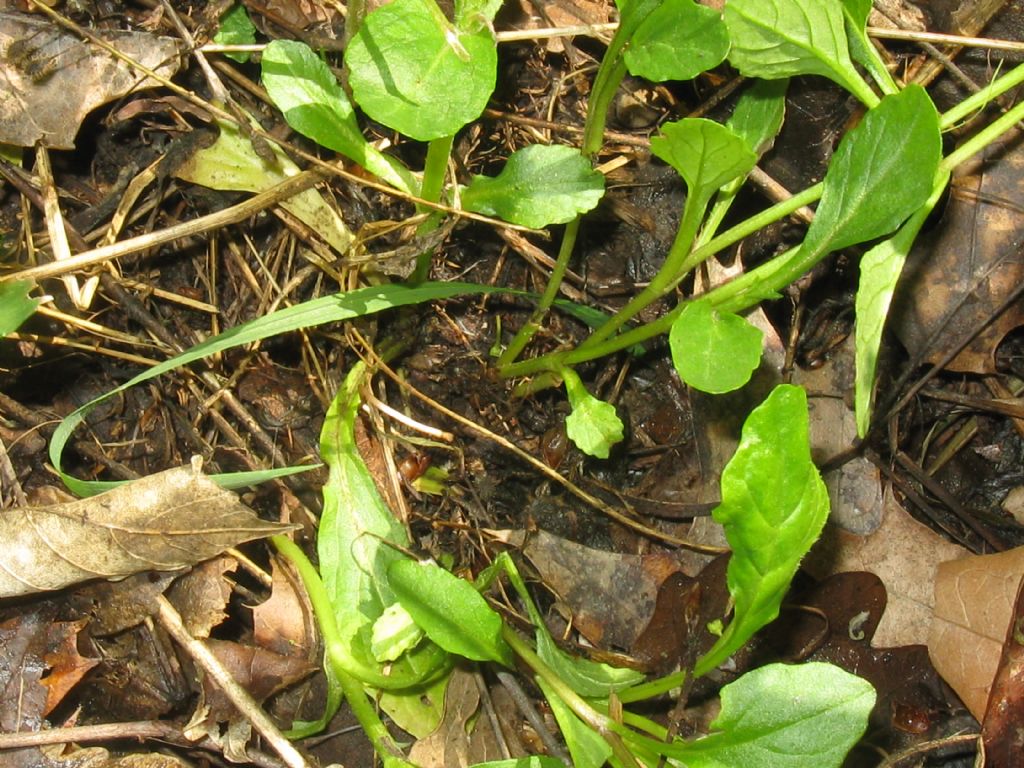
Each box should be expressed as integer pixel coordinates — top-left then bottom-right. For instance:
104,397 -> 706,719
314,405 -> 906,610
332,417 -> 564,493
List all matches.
468,759 -> 566,768
0,280 -> 39,336
624,0 -> 729,83
651,119 -> 757,215
261,40 -> 416,194
461,145 -> 605,228
694,385 -> 829,678
561,368 -> 624,459
854,172 -> 948,437
841,0 -> 899,95
371,602 -> 425,663
214,4 -> 256,63
803,85 -> 941,255
670,299 -> 763,394
389,559 -> 515,665
173,116 -> 355,256
671,662 -> 876,768
724,0 -> 877,106
454,0 -> 504,30
345,0 -> 497,141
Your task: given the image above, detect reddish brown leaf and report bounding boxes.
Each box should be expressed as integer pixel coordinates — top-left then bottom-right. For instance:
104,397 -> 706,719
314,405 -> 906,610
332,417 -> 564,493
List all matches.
42,619 -> 99,716
981,567 -> 1024,767
253,555 -> 314,657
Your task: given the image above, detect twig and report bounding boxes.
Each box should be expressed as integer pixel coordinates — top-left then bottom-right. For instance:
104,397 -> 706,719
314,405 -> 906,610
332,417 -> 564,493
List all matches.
155,595 -> 315,768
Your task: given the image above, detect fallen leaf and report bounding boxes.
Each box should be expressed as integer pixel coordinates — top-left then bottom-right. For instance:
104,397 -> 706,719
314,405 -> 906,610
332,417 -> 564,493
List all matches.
253,555 -> 315,658
981,563 -> 1024,766
805,488 -> 969,647
0,461 -> 296,598
165,556 -> 237,639
891,127 -> 1024,373
42,618 -> 99,716
929,546 -> 1024,720
0,12 -> 182,148
68,571 -> 180,636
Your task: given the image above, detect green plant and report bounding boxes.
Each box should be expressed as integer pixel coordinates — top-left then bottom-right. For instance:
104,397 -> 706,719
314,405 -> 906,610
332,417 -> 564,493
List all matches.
40,0 -> 1024,763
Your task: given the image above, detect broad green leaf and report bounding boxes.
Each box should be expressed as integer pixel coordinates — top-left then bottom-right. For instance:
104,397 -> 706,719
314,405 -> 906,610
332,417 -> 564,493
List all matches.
670,299 -> 763,394
727,78 -> 788,157
389,559 -> 515,666
536,678 -> 612,768
174,116 -> 354,255
377,647 -> 451,737
214,4 -> 256,62
672,662 -> 876,768
854,172 -> 948,437
261,40 -> 416,194
346,0 -> 497,141
562,368 -> 624,459
372,602 -> 424,662
0,280 -> 39,335
724,0 -> 877,106
624,0 -> 729,83
461,145 -> 605,228
694,385 -> 829,678
804,85 -> 941,255
320,364 -> 409,637
51,280 -> 497,496
651,119 -> 757,214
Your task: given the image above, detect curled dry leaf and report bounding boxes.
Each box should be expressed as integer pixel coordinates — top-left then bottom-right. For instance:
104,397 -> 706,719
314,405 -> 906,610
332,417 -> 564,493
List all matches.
928,546 -> 1024,720
0,461 -> 297,598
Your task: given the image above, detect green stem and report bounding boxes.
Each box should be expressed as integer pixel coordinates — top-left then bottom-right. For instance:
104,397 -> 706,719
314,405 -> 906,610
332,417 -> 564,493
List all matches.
940,60 -> 1024,129
501,625 -> 642,768
420,134 -> 454,210
941,95 -> 1024,171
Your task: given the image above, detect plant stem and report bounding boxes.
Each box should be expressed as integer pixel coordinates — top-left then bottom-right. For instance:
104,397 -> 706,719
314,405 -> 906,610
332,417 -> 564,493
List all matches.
420,134 -> 454,211
940,60 -> 1024,130
501,625 -> 643,768
941,94 -> 1024,171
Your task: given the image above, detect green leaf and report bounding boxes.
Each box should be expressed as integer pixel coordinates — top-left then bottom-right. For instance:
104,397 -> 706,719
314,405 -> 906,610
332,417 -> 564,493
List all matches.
854,172 -> 947,437
0,280 -> 39,335
727,78 -> 788,157
346,0 -> 497,141
214,4 -> 256,63
389,559 -> 515,666
672,662 -> 876,768
320,364 -> 410,638
624,0 -> 729,82
561,368 -> 624,459
651,119 -> 757,214
454,0 -> 503,29
371,602 -> 425,662
724,0 -> 877,106
536,678 -> 612,768
462,145 -> 605,228
261,40 -> 416,194
694,385 -> 829,678
804,85 -> 941,255
174,116 -> 355,255
841,0 -> 899,94
670,299 -> 763,394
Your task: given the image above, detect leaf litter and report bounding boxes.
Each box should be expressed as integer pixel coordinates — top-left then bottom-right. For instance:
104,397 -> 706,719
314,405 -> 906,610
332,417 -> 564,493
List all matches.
2,1 -> 1024,767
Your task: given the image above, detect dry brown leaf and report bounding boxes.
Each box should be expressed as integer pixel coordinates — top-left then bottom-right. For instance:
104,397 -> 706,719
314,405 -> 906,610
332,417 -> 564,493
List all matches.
0,11 -> 182,148
165,556 -> 237,639
253,555 -> 314,657
41,618 -> 99,716
928,547 -> 1024,720
805,488 -> 968,647
0,460 -> 296,598
891,127 -> 1024,373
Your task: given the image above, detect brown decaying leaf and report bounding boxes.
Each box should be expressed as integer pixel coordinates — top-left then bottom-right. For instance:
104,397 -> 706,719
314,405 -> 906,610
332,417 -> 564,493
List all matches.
0,11 -> 183,148
929,547 -> 1024,720
980,564 -> 1024,767
891,127 -> 1024,373
68,571 -> 181,637
42,618 -> 99,716
805,488 -> 968,648
253,555 -> 315,658
0,462 -> 296,598
165,556 -> 237,639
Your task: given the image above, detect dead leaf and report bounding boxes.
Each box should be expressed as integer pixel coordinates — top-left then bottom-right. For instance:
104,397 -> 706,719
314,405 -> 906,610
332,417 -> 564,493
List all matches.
68,571 -> 181,636
42,618 -> 99,716
0,461 -> 296,598
891,128 -> 1024,373
0,11 -> 182,148
929,547 -> 1024,720
253,555 -> 315,658
493,529 -> 682,649
980,562 -> 1024,767
165,556 -> 237,639
805,488 -> 969,647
